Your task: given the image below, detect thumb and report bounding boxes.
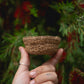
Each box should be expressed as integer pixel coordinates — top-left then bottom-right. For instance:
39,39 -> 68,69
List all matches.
17,46 -> 30,72
43,48 -> 63,66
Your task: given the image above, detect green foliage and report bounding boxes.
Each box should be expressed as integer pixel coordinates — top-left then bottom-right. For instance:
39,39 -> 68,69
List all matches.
0,27 -> 38,60
50,1 -> 74,13
30,8 -> 38,17
51,2 -> 84,47
0,27 -> 38,83
0,0 -> 84,84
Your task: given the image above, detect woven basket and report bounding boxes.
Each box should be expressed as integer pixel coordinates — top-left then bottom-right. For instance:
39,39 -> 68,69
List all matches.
23,36 -> 61,55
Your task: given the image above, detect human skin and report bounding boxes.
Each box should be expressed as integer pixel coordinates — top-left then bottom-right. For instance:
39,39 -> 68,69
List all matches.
12,47 -> 63,84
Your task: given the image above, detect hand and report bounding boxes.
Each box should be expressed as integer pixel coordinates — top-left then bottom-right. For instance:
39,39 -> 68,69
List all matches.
29,48 -> 63,84
12,47 -> 30,84
12,47 -> 63,84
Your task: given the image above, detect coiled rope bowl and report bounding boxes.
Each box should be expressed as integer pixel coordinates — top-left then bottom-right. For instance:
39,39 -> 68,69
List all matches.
23,36 -> 61,56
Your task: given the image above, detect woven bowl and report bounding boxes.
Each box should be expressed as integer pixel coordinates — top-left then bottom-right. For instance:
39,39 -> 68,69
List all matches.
23,36 -> 61,55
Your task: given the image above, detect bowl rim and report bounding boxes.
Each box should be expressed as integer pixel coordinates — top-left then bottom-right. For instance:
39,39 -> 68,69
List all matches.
23,36 -> 61,41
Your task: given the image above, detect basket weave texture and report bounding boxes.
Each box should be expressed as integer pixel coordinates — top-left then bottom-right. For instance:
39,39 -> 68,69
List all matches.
23,36 -> 61,55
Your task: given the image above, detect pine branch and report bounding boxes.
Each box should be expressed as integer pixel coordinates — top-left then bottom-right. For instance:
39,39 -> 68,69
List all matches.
0,28 -> 38,61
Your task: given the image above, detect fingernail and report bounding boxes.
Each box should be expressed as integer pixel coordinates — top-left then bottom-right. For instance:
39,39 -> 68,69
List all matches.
30,72 -> 36,77
61,48 -> 64,51
30,80 -> 35,84
19,47 -> 22,50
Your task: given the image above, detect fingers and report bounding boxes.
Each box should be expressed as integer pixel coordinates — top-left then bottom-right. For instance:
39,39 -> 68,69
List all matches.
29,49 -> 63,84
17,46 -> 30,72
30,72 -> 57,84
41,81 -> 54,84
29,64 -> 55,78
44,48 -> 63,66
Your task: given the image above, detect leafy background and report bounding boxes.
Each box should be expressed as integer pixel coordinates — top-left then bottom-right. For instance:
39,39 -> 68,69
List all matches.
0,0 -> 84,84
